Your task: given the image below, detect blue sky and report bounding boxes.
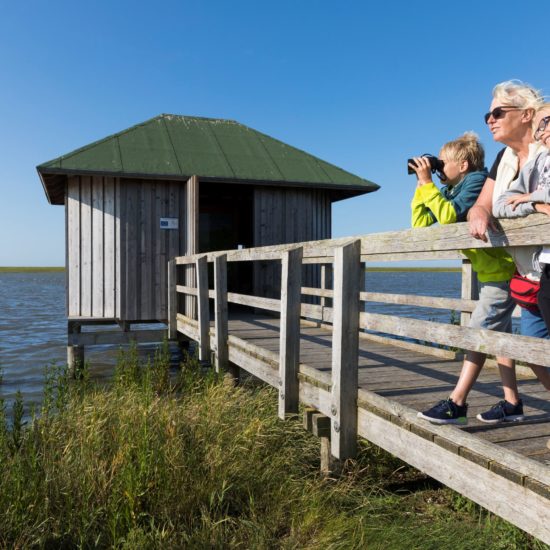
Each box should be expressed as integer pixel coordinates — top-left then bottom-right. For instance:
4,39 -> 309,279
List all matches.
1,0 -> 548,266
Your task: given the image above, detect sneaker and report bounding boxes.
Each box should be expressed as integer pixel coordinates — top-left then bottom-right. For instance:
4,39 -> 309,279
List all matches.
476,400 -> 525,424
417,398 -> 468,425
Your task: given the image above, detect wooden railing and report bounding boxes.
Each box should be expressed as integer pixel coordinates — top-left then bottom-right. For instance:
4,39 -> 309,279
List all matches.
169,215 -> 550,461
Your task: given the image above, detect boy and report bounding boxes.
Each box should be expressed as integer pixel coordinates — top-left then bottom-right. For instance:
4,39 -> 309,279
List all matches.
410,132 -> 518,425
410,132 -> 487,226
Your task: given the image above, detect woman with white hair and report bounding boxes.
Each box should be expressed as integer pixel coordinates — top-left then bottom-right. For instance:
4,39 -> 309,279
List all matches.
419,80 -> 547,425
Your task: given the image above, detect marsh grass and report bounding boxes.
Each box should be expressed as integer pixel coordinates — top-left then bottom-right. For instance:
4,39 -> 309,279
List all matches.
0,346 -> 544,549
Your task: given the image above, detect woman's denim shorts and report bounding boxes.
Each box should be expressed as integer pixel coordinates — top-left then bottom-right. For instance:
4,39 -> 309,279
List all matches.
520,307 -> 550,339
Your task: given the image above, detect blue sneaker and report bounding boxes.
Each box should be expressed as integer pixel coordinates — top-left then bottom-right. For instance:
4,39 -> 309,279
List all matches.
476,400 -> 525,424
417,398 -> 468,425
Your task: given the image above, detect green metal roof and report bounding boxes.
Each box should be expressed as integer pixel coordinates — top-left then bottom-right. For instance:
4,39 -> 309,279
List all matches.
38,114 -> 379,204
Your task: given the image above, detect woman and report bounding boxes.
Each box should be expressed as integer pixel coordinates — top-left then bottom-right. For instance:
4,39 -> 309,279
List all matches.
419,80 -> 546,425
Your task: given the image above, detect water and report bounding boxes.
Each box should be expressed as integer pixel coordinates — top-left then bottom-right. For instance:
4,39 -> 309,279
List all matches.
0,270 -> 464,405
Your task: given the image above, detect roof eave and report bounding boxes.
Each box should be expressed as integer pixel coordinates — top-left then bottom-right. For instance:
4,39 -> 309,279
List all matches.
37,167 -> 380,200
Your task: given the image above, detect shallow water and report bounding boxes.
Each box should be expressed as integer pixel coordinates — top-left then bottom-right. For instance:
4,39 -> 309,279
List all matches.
0,270 -> 465,406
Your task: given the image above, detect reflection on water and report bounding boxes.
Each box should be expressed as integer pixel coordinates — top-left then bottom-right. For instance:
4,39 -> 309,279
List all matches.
2,270 -> 506,406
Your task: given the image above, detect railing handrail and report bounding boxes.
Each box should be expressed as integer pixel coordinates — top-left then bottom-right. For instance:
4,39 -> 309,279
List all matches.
174,215 -> 550,265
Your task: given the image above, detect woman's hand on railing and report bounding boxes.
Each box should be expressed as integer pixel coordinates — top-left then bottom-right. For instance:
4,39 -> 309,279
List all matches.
467,205 -> 496,242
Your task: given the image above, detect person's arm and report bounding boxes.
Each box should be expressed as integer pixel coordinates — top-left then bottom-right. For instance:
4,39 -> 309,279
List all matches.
467,178 -> 497,242
411,192 -> 435,227
493,161 -> 536,218
493,188 -> 536,218
409,156 -> 437,228
414,183 -> 457,224
530,186 -> 550,204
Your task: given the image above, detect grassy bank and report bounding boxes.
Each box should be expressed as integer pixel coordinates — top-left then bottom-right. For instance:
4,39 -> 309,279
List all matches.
0,349 -> 542,549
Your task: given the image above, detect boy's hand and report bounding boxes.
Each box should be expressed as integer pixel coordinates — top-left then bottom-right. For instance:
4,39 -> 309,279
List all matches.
506,193 -> 532,210
535,203 -> 550,217
408,157 -> 433,186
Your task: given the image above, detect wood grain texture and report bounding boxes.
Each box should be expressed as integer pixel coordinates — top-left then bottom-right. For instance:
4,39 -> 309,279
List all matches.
279,247 -> 303,418
196,255 -> 210,361
331,240 -> 360,459
214,255 -> 229,372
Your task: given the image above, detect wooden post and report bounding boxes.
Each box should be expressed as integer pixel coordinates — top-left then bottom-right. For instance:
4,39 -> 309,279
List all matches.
67,345 -> 84,378
330,240 -> 360,460
278,246 -> 303,419
185,175 -> 199,319
196,255 -> 210,362
461,259 -> 478,326
303,408 -> 341,476
214,254 -> 229,371
320,263 -> 332,311
167,259 -> 177,340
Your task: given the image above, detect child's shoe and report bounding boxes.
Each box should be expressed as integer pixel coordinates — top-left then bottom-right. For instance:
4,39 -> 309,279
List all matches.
417,398 -> 468,425
476,399 -> 524,424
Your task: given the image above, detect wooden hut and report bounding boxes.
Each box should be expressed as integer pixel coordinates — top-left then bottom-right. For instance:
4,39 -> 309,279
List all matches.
37,114 -> 379,362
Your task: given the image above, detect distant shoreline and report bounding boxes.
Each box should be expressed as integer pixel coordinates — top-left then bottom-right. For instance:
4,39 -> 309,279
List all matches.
0,266 -> 460,273
0,267 -> 65,273
365,267 -> 460,272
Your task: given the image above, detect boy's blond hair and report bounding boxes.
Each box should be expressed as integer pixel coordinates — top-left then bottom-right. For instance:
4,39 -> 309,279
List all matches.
440,132 -> 485,172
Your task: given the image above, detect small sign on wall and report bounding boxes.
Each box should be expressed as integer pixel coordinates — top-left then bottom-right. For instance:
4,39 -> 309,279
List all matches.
160,218 -> 179,230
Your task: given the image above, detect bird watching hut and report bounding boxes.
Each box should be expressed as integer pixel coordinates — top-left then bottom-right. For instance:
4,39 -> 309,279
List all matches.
36,114 -> 379,367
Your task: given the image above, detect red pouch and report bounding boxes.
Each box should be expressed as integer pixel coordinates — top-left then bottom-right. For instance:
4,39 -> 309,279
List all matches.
509,270 -> 540,310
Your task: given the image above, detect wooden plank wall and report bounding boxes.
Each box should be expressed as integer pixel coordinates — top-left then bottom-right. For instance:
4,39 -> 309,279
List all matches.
253,188 -> 331,298
67,176 -> 186,321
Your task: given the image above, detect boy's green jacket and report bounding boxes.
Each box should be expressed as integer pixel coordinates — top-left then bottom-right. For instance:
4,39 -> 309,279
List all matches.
411,171 -> 515,283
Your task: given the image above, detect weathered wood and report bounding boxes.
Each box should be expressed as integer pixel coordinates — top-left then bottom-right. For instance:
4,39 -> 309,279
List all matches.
175,216 -> 550,267
68,329 -> 167,346
185,176 -> 199,318
92,177 -> 105,317
359,331 -> 457,360
67,177 -> 81,317
67,345 -> 84,377
80,176 -> 92,316
196,255 -> 210,362
176,314 -> 199,341
278,247 -> 303,418
360,312 -> 550,367
331,240 -> 360,460
214,255 -> 229,373
461,259 -> 478,325
104,177 -> 116,318
227,292 -> 281,312
363,291 -> 476,313
167,260 -> 177,340
357,408 -> 550,543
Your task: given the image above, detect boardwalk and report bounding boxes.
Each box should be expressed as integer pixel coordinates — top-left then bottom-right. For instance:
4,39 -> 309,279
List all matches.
170,215 -> 550,543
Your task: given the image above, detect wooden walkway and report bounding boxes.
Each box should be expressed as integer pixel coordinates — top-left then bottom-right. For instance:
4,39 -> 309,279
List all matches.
170,216 -> 550,543
229,312 -> 550,465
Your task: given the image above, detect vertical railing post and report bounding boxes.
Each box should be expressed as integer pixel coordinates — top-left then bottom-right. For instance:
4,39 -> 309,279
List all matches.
214,254 -> 229,372
278,246 -> 303,419
461,259 -> 478,326
320,263 -> 332,315
167,259 -> 177,340
196,255 -> 210,362
330,239 -> 361,460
